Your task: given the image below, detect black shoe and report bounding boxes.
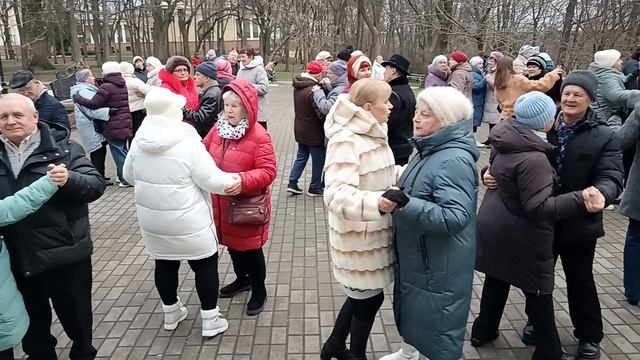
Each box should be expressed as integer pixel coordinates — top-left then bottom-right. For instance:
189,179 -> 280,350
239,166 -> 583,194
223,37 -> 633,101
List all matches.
286,184 -> 303,195
470,330 -> 500,347
521,322 -> 536,346
307,188 -> 324,197
577,341 -> 600,360
219,277 -> 251,298
628,299 -> 639,306
246,288 -> 267,316
320,339 -> 350,360
562,352 -> 576,360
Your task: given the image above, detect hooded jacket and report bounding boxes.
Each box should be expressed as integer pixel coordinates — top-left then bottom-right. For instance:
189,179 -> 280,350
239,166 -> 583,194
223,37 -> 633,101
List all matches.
323,94 -> 401,290
73,72 -> 133,141
392,120 -> 479,360
0,175 -> 57,351
146,57 -> 164,87
476,120 -> 584,295
69,82 -> 109,153
236,56 -> 270,123
425,64 -> 449,87
202,79 -> 277,251
0,122 -> 106,277
588,62 -> 640,123
387,76 -> 416,161
159,69 -> 200,112
293,73 -> 325,146
123,89 -> 234,260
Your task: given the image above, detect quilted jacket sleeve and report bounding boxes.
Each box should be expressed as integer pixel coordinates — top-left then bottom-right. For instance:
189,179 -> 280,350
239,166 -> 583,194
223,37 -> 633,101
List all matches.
592,127 -> 624,205
74,86 -> 109,109
0,176 -> 58,227
617,104 -> 640,150
600,74 -> 640,109
190,142 -> 235,194
59,141 -> 106,203
238,132 -> 277,192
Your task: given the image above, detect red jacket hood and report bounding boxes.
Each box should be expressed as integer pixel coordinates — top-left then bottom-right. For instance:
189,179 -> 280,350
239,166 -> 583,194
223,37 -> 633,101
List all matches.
223,79 -> 259,127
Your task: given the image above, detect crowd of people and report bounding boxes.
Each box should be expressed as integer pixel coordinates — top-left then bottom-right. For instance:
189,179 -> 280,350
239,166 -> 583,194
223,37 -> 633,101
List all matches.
0,42 -> 640,360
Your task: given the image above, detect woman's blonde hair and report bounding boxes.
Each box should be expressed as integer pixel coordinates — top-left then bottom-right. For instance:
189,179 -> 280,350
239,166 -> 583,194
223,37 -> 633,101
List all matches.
349,78 -> 392,107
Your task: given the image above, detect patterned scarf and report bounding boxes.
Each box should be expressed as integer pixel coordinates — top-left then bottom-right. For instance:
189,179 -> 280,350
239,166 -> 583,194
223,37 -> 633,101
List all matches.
554,114 -> 579,181
217,116 -> 249,140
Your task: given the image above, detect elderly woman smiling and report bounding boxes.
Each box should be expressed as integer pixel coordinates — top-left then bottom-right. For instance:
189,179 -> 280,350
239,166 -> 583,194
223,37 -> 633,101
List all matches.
380,86 -> 479,360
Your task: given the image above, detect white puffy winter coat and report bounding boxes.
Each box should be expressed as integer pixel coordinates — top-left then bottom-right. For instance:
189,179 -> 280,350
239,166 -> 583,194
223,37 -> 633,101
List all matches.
123,114 -> 234,260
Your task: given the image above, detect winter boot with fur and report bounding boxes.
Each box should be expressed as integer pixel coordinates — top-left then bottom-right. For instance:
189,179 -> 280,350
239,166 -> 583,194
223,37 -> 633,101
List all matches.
378,341 -> 420,360
162,297 -> 188,331
201,306 -> 229,337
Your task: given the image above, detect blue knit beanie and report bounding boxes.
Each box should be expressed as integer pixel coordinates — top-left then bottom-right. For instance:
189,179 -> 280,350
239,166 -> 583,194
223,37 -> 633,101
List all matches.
328,61 -> 347,77
196,62 -> 217,80
514,91 -> 557,130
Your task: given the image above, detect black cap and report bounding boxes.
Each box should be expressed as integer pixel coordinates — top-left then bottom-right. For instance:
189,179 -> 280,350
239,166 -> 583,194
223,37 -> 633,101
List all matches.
526,55 -> 546,70
561,70 -> 598,102
381,54 -> 411,75
9,70 -> 34,89
337,49 -> 353,62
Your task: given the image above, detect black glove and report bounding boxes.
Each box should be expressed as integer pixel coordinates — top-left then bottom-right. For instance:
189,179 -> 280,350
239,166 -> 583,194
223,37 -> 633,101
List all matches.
381,189 -> 410,208
109,107 -> 119,115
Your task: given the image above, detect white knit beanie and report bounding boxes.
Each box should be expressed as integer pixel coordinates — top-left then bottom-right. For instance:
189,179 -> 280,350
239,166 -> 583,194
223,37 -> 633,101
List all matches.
102,61 -> 121,75
469,56 -> 484,67
594,49 -> 621,68
144,87 -> 186,120
120,61 -> 135,76
431,55 -> 447,66
416,87 -> 473,127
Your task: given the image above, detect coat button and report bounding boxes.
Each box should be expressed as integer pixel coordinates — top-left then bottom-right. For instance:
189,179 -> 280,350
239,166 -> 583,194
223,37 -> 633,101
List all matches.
42,156 -> 47,160
55,153 -> 60,156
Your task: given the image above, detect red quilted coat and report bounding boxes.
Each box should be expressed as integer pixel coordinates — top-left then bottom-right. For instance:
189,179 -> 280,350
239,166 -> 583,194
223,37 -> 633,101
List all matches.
159,69 -> 200,111
203,79 -> 277,251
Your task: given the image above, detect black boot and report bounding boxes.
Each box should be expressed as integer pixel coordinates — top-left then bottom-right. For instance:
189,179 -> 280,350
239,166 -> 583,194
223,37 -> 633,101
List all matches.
219,276 -> 251,298
521,321 -> 536,346
576,342 -> 600,360
245,248 -> 267,316
347,317 -> 376,359
321,299 -> 353,360
470,330 -> 500,348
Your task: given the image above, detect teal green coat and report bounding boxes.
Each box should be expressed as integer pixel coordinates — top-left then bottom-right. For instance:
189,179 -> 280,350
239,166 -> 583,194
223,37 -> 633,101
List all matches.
0,176 -> 58,351
392,121 -> 479,360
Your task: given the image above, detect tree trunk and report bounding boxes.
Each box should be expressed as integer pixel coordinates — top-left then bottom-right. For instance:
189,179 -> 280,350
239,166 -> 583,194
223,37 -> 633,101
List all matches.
0,0 -> 15,59
558,0 -> 578,64
152,11 -> 170,61
21,0 -> 55,70
101,0 -> 110,60
67,6 -> 83,63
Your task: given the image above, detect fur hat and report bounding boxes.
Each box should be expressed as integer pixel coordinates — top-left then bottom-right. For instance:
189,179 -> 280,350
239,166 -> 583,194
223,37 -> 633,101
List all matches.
594,49 -> 621,68
120,61 -> 135,76
146,56 -> 162,69
416,86 -> 473,127
165,56 -> 191,73
144,87 -> 186,120
102,61 -> 121,75
514,91 -> 557,130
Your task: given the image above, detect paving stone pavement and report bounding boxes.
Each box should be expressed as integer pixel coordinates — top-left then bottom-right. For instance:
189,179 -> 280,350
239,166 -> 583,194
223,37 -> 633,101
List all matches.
13,83 -> 640,359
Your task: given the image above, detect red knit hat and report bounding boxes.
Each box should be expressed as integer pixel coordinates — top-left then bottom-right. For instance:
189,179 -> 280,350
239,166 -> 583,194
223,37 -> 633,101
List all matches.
306,61 -> 325,75
347,55 -> 372,86
450,51 -> 468,63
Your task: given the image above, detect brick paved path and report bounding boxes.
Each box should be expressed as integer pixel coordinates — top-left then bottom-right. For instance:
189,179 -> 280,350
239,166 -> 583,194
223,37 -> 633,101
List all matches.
14,83 -> 640,359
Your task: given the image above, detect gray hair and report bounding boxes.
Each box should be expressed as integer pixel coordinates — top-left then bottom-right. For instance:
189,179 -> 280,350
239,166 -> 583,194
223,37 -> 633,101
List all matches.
0,93 -> 37,112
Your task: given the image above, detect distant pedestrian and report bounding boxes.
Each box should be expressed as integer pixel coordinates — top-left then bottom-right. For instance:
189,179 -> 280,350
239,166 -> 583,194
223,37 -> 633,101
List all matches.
227,49 -> 240,76
133,56 -> 148,82
425,55 -> 449,88
215,58 -> 236,88
120,61 -> 152,136
9,70 -> 69,129
236,48 -> 270,129
470,56 -> 487,147
146,56 -> 164,87
448,51 -> 473,129
482,51 -> 504,145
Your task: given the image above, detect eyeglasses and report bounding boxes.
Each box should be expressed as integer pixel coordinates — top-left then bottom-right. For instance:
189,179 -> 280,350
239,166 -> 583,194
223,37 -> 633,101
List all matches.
173,68 -> 190,74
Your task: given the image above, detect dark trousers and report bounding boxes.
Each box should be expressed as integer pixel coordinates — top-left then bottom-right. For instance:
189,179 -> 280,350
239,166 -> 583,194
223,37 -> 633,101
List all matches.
154,253 -> 220,310
554,239 -> 603,343
227,248 -> 267,296
394,155 -> 410,166
131,110 -> 146,137
472,276 -> 562,359
89,142 -> 108,178
14,258 -> 96,360
288,143 -> 326,190
623,146 -> 636,183
624,219 -> 640,302
0,349 -> 14,360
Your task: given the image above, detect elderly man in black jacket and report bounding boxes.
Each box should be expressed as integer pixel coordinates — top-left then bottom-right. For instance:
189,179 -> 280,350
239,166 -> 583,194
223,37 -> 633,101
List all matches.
184,62 -> 222,137
484,71 -> 623,360
0,94 -> 106,360
382,54 -> 416,165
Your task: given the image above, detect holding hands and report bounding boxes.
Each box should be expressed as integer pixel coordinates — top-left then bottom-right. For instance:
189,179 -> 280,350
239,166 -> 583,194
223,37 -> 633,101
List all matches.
378,186 -> 410,214
582,186 -> 606,213
225,174 -> 243,196
47,164 -> 69,187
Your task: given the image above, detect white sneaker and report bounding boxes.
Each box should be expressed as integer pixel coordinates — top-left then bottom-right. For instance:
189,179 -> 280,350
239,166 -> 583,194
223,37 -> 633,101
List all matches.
201,306 -> 229,337
605,204 -> 615,211
162,298 -> 188,331
476,140 -> 486,148
379,342 -> 420,360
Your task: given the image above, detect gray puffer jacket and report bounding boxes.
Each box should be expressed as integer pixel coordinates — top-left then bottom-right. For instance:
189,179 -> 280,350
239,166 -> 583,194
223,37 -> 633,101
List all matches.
588,63 -> 640,126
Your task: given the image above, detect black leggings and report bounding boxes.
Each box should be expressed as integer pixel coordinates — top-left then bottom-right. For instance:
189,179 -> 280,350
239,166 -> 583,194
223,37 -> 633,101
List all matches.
0,349 -> 14,360
155,253 -> 219,310
89,142 -> 108,178
228,248 -> 267,295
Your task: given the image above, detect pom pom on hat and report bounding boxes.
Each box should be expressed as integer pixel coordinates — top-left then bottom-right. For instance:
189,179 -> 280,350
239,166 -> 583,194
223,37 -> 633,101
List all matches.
514,91 -> 557,130
594,49 -> 621,68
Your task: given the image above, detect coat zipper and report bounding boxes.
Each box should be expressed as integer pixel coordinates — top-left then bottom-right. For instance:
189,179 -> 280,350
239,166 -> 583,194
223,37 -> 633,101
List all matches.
419,235 -> 430,273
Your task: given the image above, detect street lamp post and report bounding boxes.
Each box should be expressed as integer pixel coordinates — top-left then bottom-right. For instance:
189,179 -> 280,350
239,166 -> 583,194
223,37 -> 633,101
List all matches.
175,1 -> 185,56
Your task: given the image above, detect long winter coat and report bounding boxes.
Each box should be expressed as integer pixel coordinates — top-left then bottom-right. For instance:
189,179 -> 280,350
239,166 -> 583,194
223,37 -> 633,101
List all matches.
476,120 -> 584,295
313,74 -> 348,116
35,92 -> 70,130
203,79 -> 277,251
393,120 -> 479,360
588,63 -> 640,124
483,73 -> 500,125
387,76 -> 417,161
548,110 -> 624,243
495,72 -> 560,120
69,82 -> 109,153
183,84 -> 222,138
73,72 -> 133,141
0,176 -> 58,351
293,74 -> 325,146
123,111 -> 234,260
236,56 -> 270,123
0,123 -> 105,277
425,64 -> 449,87
471,66 -> 486,127
448,62 -> 473,129
323,94 -> 400,290
617,103 -> 640,220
